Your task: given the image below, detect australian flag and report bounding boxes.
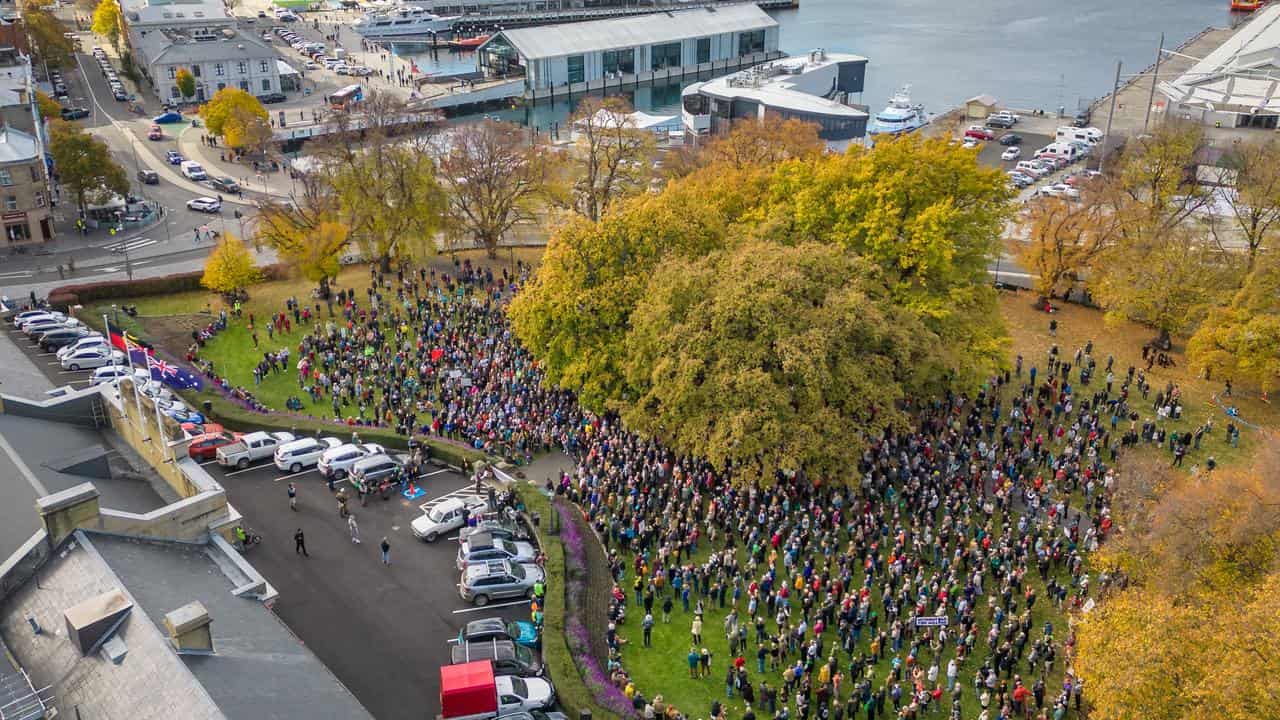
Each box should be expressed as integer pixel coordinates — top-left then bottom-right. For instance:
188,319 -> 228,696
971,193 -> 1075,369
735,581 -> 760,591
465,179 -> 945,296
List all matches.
107,321 -> 202,390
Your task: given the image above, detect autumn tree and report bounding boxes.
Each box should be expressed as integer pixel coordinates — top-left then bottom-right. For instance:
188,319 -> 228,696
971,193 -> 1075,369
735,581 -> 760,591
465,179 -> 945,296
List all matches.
1209,137 -> 1280,273
91,0 -> 124,50
254,186 -> 349,296
201,234 -> 261,297
199,88 -> 267,141
1015,194 -> 1116,298
621,241 -> 938,481
223,104 -> 273,153
35,91 -> 61,122
175,68 -> 196,101
1187,252 -> 1280,394
48,120 -> 129,213
1104,122 -> 1213,241
562,96 -> 654,221
23,4 -> 75,68
704,113 -> 824,170
439,119 -> 551,259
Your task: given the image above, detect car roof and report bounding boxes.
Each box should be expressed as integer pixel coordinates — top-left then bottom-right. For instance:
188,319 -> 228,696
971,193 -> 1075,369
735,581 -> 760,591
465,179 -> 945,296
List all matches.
465,618 -> 508,634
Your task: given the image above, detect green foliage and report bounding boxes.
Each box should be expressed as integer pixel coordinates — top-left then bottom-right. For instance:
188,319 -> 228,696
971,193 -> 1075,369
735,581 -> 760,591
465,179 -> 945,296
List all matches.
175,68 -> 196,100
1188,253 -> 1280,394
512,133 -> 1011,480
91,0 -> 123,48
24,6 -> 75,68
48,120 -> 129,213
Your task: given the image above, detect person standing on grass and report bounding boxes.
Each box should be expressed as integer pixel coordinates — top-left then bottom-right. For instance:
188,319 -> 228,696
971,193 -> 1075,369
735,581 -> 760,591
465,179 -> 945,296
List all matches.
688,647 -> 699,678
642,613 -> 653,647
663,595 -> 673,623
379,536 -> 390,565
691,614 -> 703,645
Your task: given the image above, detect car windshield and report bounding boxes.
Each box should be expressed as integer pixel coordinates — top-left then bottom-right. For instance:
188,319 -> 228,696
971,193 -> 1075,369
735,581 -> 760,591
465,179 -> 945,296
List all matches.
514,644 -> 533,664
509,563 -> 526,580
428,506 -> 448,522
507,621 -> 521,638
509,677 -> 527,697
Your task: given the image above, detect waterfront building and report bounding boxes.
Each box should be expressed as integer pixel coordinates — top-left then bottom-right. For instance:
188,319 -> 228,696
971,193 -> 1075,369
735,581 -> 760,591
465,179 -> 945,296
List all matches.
1159,4 -> 1280,130
681,49 -> 869,150
476,4 -> 781,96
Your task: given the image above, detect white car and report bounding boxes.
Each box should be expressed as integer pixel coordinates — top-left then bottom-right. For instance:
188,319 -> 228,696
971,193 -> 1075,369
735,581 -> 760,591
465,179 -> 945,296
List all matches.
317,442 -> 385,479
1000,147 -> 1021,161
347,66 -> 373,77
25,317 -> 81,337
1042,183 -> 1081,200
187,197 -> 221,213
90,366 -> 133,385
57,334 -> 107,359
61,348 -> 123,371
411,496 -> 487,542
303,60 -> 319,70
11,309 -> 58,326
16,311 -> 65,330
180,160 -> 207,181
495,676 -> 555,713
961,137 -> 980,149
274,436 -> 343,473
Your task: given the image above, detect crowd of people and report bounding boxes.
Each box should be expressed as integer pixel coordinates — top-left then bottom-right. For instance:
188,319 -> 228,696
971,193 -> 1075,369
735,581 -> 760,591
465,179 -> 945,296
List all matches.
189,259 -> 1224,720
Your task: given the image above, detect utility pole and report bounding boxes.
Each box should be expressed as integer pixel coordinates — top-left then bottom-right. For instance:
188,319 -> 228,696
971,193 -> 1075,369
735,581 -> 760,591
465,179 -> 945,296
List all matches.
1144,33 -> 1165,134
1101,60 -> 1122,174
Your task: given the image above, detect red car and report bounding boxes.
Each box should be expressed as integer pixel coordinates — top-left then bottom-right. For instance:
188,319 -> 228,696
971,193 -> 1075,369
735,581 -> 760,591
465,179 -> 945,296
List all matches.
187,430 -> 243,460
964,126 -> 996,141
181,420 -> 225,436
147,124 -> 163,141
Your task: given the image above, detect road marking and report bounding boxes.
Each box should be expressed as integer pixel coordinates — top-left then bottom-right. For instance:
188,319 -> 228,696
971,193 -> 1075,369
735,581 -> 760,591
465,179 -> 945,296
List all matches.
100,237 -> 157,253
36,352 -> 56,357
0,270 -> 33,279
274,468 -> 318,482
452,600 -> 529,614
58,370 -> 92,375
223,462 -> 271,477
199,459 -> 219,466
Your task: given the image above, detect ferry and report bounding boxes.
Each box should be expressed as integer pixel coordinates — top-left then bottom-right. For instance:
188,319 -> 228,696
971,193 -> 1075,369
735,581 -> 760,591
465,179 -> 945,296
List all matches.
867,86 -> 929,136
1230,0 -> 1263,11
353,5 -> 459,38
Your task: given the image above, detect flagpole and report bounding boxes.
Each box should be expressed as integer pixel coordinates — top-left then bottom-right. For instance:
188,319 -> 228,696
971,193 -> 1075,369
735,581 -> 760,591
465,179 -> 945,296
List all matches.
151,378 -> 172,463
119,323 -> 147,423
103,313 -> 126,419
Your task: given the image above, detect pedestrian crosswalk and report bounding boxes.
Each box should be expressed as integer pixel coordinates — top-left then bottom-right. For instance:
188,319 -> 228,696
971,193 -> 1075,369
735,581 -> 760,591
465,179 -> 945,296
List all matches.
104,237 -> 157,254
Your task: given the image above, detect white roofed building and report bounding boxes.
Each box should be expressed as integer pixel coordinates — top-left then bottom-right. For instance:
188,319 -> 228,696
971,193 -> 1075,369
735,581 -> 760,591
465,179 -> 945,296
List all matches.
476,5 -> 781,95
1159,5 -> 1280,130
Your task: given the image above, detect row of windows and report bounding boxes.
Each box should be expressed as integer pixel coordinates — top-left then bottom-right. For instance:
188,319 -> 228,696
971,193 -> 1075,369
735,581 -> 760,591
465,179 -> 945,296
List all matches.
563,30 -> 764,81
169,79 -> 272,98
0,167 -> 41,187
166,60 -> 271,80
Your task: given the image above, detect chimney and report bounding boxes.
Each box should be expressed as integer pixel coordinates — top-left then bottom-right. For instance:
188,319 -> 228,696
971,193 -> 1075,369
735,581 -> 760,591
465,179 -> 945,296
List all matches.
163,601 -> 214,655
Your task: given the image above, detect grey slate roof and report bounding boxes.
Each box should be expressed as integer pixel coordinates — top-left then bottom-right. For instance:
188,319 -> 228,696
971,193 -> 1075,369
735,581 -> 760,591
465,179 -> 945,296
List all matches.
0,126 -> 37,163
490,4 -> 776,61
138,32 -> 276,67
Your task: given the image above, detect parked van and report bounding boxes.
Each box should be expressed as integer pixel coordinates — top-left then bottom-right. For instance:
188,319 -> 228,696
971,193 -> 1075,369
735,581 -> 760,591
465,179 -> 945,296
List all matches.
1035,142 -> 1080,163
180,160 -> 207,180
450,639 -> 543,678
1056,126 -> 1103,145
274,436 -> 342,473
1016,160 -> 1050,179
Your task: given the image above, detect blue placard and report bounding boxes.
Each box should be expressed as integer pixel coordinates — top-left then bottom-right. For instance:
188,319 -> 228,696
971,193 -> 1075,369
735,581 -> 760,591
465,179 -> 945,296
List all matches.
914,616 -> 949,627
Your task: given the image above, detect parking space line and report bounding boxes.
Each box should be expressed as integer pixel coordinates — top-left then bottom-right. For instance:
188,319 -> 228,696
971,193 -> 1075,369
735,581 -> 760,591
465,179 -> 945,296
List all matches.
36,352 -> 56,357
420,469 -> 452,478
199,459 -> 218,466
273,468 -> 318,482
223,462 -> 271,477
58,370 -> 91,375
451,600 -> 528,614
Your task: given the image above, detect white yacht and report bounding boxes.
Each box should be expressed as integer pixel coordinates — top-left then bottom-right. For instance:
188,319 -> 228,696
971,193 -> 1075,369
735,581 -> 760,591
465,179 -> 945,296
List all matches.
353,5 -> 459,38
867,86 -> 929,136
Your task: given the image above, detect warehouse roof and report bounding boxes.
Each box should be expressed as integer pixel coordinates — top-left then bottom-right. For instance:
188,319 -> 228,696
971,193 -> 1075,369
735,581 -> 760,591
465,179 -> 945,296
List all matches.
483,4 -> 776,61
1160,4 -> 1280,113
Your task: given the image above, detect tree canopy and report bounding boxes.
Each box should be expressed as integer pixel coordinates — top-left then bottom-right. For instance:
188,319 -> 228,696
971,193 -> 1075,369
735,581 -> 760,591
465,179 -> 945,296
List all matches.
48,120 -> 129,213
24,2 -> 75,67
91,0 -> 124,49
199,88 -> 267,139
1187,252 -> 1280,394
511,131 -> 1012,481
175,68 -> 196,100
254,185 -> 350,294
201,234 -> 261,296
561,96 -> 655,221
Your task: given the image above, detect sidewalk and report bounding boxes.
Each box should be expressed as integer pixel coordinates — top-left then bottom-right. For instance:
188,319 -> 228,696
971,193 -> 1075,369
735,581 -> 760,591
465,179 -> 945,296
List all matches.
176,125 -> 296,200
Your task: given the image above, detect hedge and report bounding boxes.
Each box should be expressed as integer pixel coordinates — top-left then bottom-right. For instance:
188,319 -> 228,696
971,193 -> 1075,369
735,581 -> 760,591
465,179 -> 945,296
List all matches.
191,388 -> 485,470
517,485 -> 617,720
46,263 -> 291,309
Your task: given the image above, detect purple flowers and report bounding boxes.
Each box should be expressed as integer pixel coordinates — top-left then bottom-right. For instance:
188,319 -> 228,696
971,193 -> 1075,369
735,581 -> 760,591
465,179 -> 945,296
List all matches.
557,502 -> 587,570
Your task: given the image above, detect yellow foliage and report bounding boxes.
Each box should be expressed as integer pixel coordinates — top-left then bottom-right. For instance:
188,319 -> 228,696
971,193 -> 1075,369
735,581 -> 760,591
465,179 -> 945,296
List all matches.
200,233 -> 261,295
199,88 -> 267,140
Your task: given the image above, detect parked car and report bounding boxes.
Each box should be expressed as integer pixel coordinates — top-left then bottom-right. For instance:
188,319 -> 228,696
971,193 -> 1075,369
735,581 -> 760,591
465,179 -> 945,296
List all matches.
147,124 -> 163,141
348,453 -> 403,487
450,639 -> 543,678
985,115 -> 1014,129
113,89 -> 128,101
216,431 -> 296,468
317,442 -> 385,480
16,311 -> 66,329
960,137 -> 980,149
347,66 -> 373,77
137,169 -> 159,185
60,348 -> 122,371
187,196 -> 221,213
1041,183 -> 1081,200
153,111 -> 183,124
459,517 -> 530,544
998,133 -> 1023,146
963,126 -> 995,141
458,559 -> 544,606
457,617 -> 541,649
89,366 -> 133,386
259,92 -> 287,104
39,328 -> 91,351
11,309 -> 58,326
56,334 -> 107,359
166,150 -> 183,165
441,670 -> 555,717
25,317 -> 79,336
1072,109 -> 1092,128
456,532 -> 538,572
1007,171 -> 1034,188
411,496 -> 487,542
188,431 -> 245,461
60,107 -> 90,120
1000,147 -> 1022,161
274,436 -> 343,473
209,176 -> 240,193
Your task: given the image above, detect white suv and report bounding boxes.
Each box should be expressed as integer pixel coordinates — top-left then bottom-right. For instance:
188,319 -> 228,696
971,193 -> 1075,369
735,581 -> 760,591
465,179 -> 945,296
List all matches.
317,442 -> 385,479
274,437 -> 343,473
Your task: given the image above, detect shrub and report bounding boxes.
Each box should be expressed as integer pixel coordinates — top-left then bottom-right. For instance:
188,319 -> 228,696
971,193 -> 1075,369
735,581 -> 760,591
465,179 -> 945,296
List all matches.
46,264 -> 291,309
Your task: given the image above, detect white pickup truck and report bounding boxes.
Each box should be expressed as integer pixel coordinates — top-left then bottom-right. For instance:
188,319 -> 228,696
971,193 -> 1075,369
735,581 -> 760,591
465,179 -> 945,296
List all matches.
216,431 -> 296,469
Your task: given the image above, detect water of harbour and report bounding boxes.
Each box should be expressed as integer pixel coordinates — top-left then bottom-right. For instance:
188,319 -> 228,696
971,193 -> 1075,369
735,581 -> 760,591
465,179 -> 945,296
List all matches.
394,0 -> 1234,127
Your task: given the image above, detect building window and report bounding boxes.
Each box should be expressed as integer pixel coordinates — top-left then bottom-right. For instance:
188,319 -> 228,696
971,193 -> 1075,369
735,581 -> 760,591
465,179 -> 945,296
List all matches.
215,63 -> 225,76
602,49 -> 634,75
217,82 -> 226,91
5,196 -> 16,211
0,170 -> 11,186
262,79 -> 271,91
239,80 -> 249,91
260,60 -> 269,73
651,42 -> 681,71
237,62 -> 247,74
167,67 -> 177,79
737,30 -> 765,56
697,38 -> 711,64
171,86 -> 180,98
566,55 -> 584,84
192,65 -> 201,77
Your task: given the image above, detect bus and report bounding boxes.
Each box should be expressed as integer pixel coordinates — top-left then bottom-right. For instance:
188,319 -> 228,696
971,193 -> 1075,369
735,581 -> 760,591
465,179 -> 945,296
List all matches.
327,84 -> 364,110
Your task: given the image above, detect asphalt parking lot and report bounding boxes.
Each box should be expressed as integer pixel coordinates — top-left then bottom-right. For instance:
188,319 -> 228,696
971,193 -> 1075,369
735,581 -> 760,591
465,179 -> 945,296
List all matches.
4,322 -> 530,720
